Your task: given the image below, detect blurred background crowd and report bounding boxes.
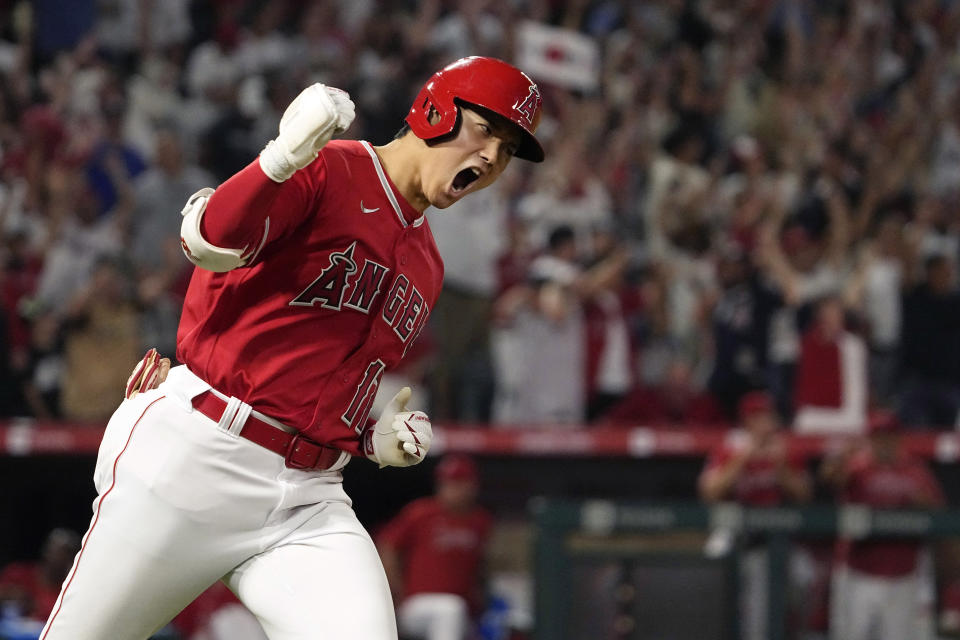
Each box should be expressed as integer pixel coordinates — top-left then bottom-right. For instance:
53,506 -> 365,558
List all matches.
0,1 -> 960,639
0,0 -> 958,432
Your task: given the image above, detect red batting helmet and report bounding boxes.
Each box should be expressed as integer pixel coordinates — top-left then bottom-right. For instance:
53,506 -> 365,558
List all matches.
406,56 -> 545,163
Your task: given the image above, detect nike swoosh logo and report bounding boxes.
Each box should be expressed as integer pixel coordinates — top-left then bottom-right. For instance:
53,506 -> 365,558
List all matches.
361,201 -> 380,214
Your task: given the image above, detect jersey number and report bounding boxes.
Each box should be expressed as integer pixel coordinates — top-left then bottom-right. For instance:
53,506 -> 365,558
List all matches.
342,359 -> 386,433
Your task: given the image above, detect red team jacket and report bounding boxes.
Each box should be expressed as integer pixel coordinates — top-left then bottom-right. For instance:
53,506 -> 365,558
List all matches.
836,450 -> 944,577
378,497 -> 492,609
177,140 -> 443,455
0,562 -> 61,620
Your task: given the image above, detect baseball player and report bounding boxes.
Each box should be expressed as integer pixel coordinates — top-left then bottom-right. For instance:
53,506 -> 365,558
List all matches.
0,529 -> 80,623
171,581 -> 268,640
40,56 -> 544,640
698,390 -> 812,640
377,454 -> 492,640
822,410 -> 944,640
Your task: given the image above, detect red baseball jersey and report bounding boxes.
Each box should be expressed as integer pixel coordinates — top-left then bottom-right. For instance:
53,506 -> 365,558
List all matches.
171,582 -> 243,637
0,562 -> 61,620
378,497 -> 492,606
836,450 -> 944,577
940,581 -> 960,632
177,140 -> 443,455
701,439 -> 806,506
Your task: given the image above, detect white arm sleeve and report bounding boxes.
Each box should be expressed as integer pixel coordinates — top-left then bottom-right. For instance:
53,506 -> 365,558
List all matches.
179,188 -> 248,273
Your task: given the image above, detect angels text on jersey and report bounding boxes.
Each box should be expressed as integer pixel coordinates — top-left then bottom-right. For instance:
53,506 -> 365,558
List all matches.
289,241 -> 430,357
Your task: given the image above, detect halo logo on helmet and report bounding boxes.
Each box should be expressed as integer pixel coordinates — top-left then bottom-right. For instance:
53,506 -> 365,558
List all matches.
405,56 -> 545,163
514,85 -> 541,125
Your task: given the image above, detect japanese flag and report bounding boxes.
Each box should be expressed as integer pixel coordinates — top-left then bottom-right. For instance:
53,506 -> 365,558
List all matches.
516,20 -> 601,93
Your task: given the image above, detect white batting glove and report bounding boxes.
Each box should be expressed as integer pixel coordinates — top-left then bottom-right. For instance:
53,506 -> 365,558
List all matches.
362,387 -> 433,468
124,348 -> 171,399
259,84 -> 356,183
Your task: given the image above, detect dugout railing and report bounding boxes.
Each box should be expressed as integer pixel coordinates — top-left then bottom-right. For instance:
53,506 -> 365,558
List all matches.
531,500 -> 960,640
5,423 -> 960,459
6,422 -> 960,639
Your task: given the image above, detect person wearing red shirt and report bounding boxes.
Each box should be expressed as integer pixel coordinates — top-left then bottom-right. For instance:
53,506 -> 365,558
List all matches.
821,410 -> 944,640
699,391 -> 811,640
378,455 -> 493,640
700,391 -> 811,506
940,575 -> 960,637
601,357 -> 729,427
40,57 -> 544,640
171,582 -> 266,640
792,295 -> 868,434
0,530 -> 79,623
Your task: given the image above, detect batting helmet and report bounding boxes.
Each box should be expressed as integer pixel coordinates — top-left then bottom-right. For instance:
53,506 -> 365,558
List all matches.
406,56 -> 545,162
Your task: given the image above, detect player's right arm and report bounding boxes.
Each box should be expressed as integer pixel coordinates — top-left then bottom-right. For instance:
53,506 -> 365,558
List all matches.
180,84 -> 355,272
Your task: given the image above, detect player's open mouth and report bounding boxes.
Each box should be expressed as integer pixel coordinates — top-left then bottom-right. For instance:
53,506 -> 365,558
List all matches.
450,167 -> 481,194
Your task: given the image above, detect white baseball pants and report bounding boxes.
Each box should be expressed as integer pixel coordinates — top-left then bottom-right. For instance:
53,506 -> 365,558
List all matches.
829,565 -> 928,640
739,548 -> 768,640
40,366 -> 397,640
397,593 -> 470,640
201,603 -> 269,640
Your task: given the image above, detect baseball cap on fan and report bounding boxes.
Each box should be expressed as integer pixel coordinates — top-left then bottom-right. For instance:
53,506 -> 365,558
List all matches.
435,454 -> 479,483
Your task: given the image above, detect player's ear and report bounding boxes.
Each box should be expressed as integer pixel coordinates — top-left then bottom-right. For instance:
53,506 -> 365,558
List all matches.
427,106 -> 441,125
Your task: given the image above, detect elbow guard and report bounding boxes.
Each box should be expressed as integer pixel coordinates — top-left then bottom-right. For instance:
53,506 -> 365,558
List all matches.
179,188 -> 248,272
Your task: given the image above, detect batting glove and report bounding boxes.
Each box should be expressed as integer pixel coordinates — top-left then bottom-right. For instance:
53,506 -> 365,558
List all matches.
363,387 -> 433,468
125,348 -> 171,399
259,83 -> 356,183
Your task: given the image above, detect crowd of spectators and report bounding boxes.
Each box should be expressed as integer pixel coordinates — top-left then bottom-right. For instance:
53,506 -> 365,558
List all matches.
0,0 -> 958,431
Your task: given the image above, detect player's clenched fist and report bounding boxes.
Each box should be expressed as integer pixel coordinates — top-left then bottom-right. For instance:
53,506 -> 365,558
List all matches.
363,387 -> 433,468
260,83 -> 356,183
